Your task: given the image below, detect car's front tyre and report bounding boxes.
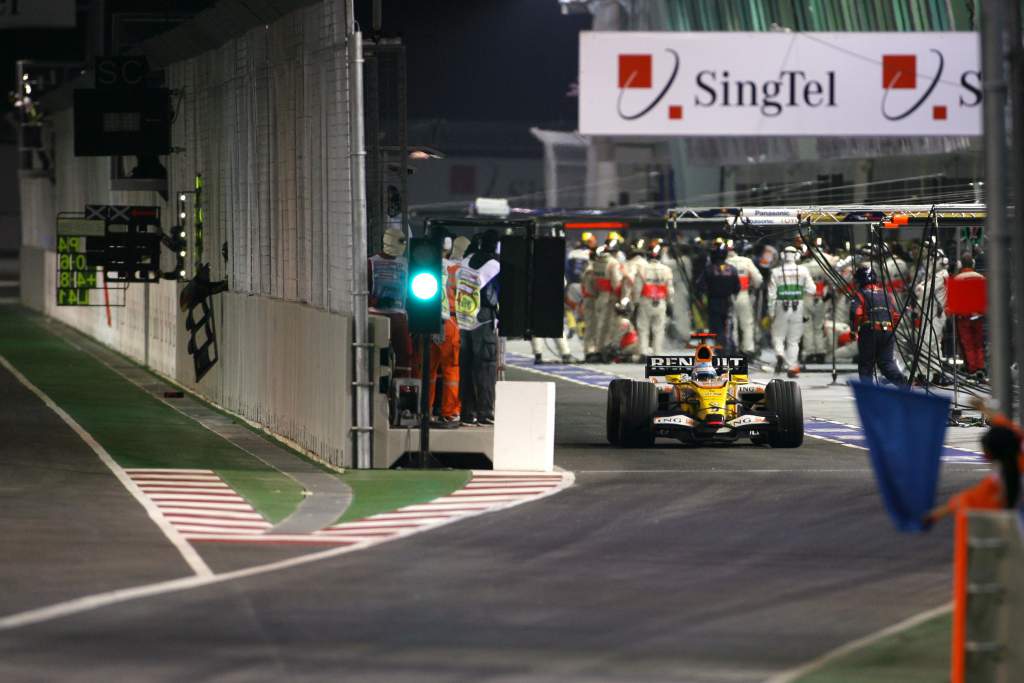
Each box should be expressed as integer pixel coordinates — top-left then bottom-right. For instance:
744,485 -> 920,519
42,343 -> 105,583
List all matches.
765,380 -> 804,448
618,380 -> 657,448
606,379 -> 628,446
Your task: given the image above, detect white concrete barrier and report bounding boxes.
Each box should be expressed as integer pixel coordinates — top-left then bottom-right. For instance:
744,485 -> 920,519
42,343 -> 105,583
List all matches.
493,381 -> 555,472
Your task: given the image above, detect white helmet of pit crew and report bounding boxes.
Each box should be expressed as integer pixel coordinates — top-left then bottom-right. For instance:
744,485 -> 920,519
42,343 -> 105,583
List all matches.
781,245 -> 800,264
382,228 -> 408,257
450,236 -> 471,261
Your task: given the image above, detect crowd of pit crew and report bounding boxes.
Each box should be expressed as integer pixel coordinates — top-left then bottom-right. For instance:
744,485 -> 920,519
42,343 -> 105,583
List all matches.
368,223 -> 989,429
551,231 -> 988,386
369,228 -> 503,429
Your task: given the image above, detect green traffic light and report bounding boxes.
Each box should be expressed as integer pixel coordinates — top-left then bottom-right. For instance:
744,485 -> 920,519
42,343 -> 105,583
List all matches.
406,237 -> 442,333
411,272 -> 439,300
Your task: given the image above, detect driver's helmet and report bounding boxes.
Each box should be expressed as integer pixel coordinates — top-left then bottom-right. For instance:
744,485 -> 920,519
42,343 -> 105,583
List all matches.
692,362 -> 717,383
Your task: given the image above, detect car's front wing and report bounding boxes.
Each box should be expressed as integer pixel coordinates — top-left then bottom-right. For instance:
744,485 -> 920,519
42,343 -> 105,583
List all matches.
652,413 -> 772,441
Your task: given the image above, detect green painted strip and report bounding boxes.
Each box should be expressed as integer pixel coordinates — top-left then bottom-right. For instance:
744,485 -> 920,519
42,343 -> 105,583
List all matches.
1,305 -> 477,530
0,306 -> 304,523
337,470 -> 472,524
794,613 -> 950,683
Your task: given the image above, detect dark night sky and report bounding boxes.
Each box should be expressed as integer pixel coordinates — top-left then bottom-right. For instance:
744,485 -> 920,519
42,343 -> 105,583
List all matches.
2,0 -> 589,131
355,0 -> 589,125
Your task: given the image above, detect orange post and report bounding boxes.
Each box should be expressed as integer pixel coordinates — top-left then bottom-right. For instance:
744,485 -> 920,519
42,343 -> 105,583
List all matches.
951,508 -> 968,683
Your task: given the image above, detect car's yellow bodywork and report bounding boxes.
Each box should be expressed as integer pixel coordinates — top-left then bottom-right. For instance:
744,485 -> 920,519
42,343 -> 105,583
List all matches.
649,342 -> 759,426
659,369 -> 751,424
615,341 -> 802,448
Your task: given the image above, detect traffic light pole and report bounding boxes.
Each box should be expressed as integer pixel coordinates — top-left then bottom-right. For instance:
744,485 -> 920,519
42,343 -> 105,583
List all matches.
418,333 -> 431,468
406,235 -> 443,467
1008,0 -> 1024,421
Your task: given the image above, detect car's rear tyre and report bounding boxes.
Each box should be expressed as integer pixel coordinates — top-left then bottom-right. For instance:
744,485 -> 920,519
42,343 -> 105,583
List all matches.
618,380 -> 657,448
765,379 -> 803,448
606,379 -> 628,446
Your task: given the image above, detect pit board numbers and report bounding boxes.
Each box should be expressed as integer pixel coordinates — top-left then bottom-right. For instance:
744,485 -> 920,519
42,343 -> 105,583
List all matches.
55,217 -> 104,306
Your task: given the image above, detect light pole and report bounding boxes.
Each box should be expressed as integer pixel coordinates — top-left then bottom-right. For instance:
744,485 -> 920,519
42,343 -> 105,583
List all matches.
980,1 -> 1013,413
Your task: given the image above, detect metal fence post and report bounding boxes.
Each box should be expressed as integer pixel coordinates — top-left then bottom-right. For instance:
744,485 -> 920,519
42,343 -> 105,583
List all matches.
964,511 -> 1024,682
980,0 -> 1013,413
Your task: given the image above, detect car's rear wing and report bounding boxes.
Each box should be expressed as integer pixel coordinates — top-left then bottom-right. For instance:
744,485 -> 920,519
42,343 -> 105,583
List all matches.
645,355 -> 748,377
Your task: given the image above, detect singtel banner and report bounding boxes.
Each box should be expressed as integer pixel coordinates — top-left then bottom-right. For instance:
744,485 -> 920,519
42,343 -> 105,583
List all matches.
579,31 -> 982,137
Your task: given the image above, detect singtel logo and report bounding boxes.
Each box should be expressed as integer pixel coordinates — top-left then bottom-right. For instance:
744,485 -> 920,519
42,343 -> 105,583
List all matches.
616,50 -> 681,120
614,49 -> 982,123
880,51 -> 980,120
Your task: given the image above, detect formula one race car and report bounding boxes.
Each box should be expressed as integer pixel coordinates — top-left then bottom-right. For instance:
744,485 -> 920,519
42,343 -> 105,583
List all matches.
606,343 -> 803,448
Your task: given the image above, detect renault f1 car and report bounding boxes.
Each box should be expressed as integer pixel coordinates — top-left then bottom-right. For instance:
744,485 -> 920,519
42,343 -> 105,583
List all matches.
606,344 -> 803,448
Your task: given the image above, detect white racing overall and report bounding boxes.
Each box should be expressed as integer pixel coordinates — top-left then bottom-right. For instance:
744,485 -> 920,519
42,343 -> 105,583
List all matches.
726,252 -> 763,355
768,263 -> 815,369
633,259 -> 674,356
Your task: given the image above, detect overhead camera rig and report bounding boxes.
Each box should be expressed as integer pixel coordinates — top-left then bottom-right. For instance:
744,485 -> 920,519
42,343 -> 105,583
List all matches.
665,203 -> 991,419
666,203 -> 987,236
663,204 -> 990,260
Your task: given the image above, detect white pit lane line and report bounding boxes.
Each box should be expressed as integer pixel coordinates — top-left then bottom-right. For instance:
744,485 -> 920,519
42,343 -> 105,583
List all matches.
0,355 -> 213,579
0,365 -> 575,630
0,468 -> 575,631
0,352 -> 575,631
762,602 -> 952,683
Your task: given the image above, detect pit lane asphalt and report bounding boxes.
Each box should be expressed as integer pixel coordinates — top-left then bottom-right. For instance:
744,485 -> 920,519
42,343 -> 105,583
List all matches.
0,362 -> 193,614
0,369 -> 981,683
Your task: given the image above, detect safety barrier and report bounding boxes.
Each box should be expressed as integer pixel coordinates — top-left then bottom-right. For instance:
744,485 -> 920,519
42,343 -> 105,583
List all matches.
19,246 -> 354,469
493,381 -> 555,471
956,510 -> 1024,682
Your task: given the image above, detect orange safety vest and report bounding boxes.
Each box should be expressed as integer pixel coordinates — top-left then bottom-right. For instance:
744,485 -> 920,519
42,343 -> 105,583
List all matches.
446,262 -> 459,315
950,475 -> 1004,512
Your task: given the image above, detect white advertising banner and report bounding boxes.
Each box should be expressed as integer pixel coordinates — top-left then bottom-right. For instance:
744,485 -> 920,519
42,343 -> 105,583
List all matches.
579,32 -> 982,137
0,0 -> 76,28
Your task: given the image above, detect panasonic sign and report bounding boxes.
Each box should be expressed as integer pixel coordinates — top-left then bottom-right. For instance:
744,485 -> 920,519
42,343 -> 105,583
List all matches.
579,32 -> 981,136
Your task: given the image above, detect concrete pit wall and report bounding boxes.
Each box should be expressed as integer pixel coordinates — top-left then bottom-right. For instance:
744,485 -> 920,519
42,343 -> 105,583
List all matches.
16,0 -> 359,470
20,256 -> 353,468
178,292 -> 352,468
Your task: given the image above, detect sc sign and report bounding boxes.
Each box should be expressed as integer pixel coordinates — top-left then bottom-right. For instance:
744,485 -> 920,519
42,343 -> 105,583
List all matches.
95,57 -> 150,90
579,32 -> 982,137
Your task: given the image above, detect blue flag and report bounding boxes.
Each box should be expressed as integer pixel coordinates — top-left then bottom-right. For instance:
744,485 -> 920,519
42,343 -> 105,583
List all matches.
850,381 -> 950,532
